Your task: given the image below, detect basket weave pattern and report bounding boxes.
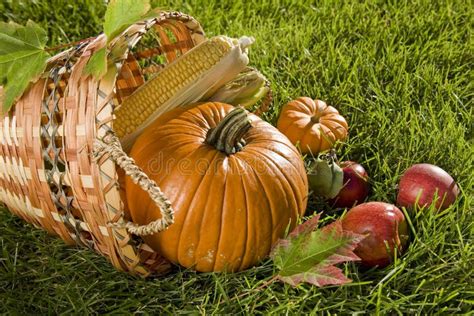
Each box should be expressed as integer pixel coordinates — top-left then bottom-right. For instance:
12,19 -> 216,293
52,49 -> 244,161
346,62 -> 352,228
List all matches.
0,11 -> 206,276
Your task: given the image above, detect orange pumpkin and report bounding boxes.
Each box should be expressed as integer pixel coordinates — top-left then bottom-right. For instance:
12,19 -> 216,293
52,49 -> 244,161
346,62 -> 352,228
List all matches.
125,102 -> 308,272
277,97 -> 348,154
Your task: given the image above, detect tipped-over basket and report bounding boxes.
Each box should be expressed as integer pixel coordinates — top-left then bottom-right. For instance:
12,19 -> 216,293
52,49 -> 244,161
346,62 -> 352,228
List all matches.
0,11 -> 271,276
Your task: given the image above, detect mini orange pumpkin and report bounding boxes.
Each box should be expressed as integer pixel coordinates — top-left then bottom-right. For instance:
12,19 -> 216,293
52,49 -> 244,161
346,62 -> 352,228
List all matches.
125,102 -> 308,272
277,97 -> 348,154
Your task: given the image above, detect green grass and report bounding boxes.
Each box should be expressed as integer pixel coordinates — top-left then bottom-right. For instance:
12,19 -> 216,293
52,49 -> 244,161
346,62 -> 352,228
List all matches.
1,0 -> 473,314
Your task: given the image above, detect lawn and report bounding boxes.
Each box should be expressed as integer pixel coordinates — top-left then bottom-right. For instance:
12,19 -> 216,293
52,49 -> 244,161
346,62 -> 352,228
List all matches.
0,0 -> 473,314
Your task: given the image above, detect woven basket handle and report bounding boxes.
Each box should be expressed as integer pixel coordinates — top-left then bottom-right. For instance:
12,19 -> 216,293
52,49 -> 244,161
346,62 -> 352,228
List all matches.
92,131 -> 174,236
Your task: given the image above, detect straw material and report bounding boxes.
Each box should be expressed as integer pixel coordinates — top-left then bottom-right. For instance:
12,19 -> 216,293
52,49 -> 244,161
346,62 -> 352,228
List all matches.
0,11 -> 272,276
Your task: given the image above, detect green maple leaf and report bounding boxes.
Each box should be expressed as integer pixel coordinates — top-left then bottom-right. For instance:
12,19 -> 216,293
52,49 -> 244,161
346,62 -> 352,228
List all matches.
83,47 -> 108,79
104,0 -> 151,42
271,215 -> 366,287
85,0 -> 156,80
0,20 -> 50,113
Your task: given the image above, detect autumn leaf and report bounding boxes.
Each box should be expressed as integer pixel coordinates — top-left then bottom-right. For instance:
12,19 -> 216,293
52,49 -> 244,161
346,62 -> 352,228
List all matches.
271,216 -> 365,287
0,20 -> 50,113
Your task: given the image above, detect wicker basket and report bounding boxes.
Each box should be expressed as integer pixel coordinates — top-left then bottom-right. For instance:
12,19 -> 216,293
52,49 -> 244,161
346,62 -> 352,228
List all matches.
0,11 -> 269,276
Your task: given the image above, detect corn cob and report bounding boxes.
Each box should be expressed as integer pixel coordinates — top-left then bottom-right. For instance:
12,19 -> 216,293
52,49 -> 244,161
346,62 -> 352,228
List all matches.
114,36 -> 254,151
209,67 -> 270,109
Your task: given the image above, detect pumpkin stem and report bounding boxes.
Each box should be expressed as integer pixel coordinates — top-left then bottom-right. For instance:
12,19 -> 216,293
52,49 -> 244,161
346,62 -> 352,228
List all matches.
311,114 -> 321,123
206,107 -> 252,155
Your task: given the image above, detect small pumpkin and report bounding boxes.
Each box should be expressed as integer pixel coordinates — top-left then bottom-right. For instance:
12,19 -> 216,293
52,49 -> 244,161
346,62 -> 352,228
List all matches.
277,97 -> 348,154
125,102 -> 308,272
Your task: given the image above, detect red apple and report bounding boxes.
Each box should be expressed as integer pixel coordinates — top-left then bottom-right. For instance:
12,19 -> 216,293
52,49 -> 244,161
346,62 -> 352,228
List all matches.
397,163 -> 459,211
329,161 -> 369,208
342,202 -> 409,267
